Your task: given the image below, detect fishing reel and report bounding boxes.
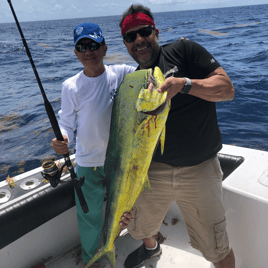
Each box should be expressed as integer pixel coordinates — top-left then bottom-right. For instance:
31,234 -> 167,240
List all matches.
41,160 -> 66,188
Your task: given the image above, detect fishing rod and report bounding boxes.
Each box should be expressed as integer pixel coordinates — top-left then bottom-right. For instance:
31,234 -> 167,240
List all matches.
7,0 -> 89,213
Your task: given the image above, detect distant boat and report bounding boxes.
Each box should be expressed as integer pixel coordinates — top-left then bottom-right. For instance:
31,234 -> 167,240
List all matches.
1,144 -> 268,268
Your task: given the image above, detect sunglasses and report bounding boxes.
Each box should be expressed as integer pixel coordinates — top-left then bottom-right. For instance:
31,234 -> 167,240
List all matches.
75,42 -> 102,52
123,26 -> 155,43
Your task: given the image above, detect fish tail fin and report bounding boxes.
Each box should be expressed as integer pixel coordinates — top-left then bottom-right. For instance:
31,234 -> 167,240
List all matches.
84,246 -> 115,268
106,247 -> 116,268
160,126 -> 166,155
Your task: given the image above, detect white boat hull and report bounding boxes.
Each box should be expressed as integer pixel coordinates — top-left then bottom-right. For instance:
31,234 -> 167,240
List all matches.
1,145 -> 268,268
222,145 -> 268,268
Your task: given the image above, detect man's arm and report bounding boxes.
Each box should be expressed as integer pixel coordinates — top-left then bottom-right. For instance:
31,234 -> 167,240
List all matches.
156,67 -> 235,102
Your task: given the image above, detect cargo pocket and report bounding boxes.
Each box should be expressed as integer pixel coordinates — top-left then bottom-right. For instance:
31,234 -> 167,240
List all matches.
128,206 -> 137,233
213,218 -> 229,252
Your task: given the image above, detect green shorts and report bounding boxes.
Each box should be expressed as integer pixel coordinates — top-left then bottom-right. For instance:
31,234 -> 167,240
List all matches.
75,164 -> 105,263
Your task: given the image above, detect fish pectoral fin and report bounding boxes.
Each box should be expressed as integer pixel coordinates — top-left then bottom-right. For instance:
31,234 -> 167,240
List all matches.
143,175 -> 152,192
160,126 -> 166,155
136,89 -> 167,112
136,88 -> 167,112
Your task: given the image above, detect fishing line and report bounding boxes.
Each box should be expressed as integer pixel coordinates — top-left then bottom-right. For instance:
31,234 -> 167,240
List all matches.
7,0 -> 89,213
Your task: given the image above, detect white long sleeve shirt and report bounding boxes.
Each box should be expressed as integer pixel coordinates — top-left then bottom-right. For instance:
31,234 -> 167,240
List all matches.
58,64 -> 135,167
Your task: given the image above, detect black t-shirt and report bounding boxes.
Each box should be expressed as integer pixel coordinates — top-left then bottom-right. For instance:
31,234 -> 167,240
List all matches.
147,39 -> 222,166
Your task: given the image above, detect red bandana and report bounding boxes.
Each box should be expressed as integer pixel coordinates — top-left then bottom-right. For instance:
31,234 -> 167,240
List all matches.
121,12 -> 155,36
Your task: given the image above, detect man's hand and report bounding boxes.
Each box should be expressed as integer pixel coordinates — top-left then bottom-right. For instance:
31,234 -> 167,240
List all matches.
119,211 -> 132,229
149,77 -> 185,101
52,135 -> 69,155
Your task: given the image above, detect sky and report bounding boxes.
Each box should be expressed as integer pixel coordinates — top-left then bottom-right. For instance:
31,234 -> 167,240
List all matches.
1,0 -> 267,24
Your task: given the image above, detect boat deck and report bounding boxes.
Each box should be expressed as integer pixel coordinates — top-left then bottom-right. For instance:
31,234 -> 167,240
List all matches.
45,202 -> 211,268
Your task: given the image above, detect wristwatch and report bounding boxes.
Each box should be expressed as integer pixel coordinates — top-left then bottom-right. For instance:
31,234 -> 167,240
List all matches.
181,77 -> 192,94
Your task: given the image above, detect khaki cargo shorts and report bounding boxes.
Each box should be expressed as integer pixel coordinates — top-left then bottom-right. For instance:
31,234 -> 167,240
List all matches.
128,156 -> 231,263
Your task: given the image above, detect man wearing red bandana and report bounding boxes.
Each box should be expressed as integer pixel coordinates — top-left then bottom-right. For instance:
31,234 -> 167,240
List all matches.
120,4 -> 235,268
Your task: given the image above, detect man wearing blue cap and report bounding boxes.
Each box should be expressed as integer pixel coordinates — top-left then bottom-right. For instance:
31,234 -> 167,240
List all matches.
52,23 -> 135,268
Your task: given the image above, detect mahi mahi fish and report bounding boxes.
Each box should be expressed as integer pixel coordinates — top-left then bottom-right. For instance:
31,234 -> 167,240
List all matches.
85,67 -> 170,268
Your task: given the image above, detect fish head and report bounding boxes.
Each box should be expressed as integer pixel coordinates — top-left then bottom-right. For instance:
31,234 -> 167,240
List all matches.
136,67 -> 169,114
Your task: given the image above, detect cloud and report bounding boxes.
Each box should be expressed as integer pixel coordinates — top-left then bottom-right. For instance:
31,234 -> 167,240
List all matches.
92,2 -> 122,8
149,0 -> 176,3
53,4 -> 63,10
1,0 -> 267,24
27,5 -> 44,14
28,5 -> 35,14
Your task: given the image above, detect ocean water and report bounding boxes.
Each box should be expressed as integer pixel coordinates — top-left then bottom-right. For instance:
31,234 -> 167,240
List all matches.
0,4 -> 268,181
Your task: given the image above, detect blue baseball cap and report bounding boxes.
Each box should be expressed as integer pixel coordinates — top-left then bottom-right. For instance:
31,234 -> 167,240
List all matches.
74,23 -> 104,45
